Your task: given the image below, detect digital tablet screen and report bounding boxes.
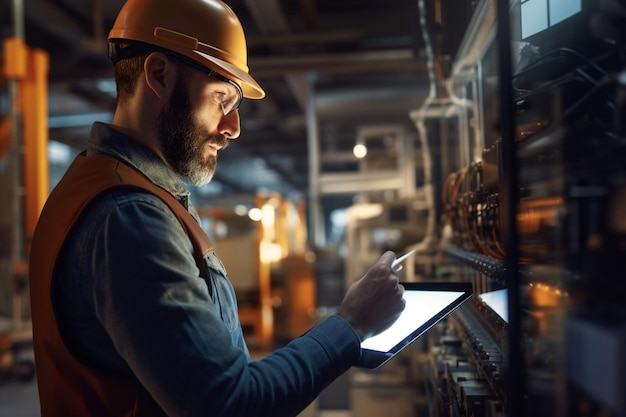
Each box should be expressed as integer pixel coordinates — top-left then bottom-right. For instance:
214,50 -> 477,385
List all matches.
356,281 -> 473,369
479,288 -> 508,323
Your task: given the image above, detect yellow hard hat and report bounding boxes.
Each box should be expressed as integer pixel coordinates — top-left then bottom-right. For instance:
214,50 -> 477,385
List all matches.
108,0 -> 265,99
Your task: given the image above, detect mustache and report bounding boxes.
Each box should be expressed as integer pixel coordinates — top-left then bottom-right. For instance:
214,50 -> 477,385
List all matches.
210,135 -> 230,150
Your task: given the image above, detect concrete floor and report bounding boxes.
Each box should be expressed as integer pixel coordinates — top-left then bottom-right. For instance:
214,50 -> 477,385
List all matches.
0,322 -> 40,417
0,378 -> 40,417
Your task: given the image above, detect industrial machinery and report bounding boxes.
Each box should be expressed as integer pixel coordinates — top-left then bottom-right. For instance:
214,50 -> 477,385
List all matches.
319,1 -> 626,416
198,193 -> 314,350
414,1 -> 626,416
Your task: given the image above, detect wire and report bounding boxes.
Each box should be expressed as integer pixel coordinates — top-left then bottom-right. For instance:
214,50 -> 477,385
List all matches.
513,47 -> 609,81
561,73 -> 619,120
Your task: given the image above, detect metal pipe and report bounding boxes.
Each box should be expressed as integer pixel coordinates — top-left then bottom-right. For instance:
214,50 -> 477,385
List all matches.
12,0 -> 24,38
306,79 -> 325,248
9,0 -> 25,331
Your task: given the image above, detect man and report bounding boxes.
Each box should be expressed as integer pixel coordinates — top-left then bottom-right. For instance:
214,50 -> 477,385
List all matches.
29,0 -> 405,416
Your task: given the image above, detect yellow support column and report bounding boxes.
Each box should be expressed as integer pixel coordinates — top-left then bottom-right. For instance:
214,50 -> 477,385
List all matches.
2,38 -> 49,255
3,37 -> 27,78
1,37 -> 49,331
21,48 -> 49,253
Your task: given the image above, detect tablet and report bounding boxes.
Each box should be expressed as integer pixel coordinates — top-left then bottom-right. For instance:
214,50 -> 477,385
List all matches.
479,288 -> 508,323
356,281 -> 473,369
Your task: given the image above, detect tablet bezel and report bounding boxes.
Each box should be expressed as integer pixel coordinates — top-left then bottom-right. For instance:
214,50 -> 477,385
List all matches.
355,281 -> 473,369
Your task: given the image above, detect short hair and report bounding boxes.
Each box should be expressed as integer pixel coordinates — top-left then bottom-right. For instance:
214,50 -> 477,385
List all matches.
113,52 -> 191,105
113,54 -> 148,105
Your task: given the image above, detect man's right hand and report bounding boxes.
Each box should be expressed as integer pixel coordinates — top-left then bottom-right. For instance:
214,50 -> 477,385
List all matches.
337,251 -> 406,341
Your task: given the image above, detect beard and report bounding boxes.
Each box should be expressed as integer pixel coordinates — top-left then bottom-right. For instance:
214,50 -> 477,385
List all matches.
156,74 -> 229,186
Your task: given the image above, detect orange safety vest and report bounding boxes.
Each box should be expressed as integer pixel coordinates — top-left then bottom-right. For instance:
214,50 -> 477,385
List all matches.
29,153 -> 213,417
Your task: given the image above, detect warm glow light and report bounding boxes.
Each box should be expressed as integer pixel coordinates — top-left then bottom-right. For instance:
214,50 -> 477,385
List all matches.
261,203 -> 276,229
260,241 -> 283,263
234,204 -> 248,216
353,143 -> 368,159
248,207 -> 262,221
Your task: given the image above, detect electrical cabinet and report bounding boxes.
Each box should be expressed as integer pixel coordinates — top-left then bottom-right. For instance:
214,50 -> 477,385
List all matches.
419,1 -> 626,416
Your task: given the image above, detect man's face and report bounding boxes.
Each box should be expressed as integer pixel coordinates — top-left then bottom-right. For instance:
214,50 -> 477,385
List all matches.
156,72 -> 229,186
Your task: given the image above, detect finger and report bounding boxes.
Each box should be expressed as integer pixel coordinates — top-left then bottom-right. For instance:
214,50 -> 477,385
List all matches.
397,283 -> 405,295
397,296 -> 407,313
378,251 -> 396,266
391,281 -> 403,295
395,284 -> 406,306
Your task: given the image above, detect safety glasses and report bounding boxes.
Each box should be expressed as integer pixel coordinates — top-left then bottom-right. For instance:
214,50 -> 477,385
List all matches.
168,53 -> 243,116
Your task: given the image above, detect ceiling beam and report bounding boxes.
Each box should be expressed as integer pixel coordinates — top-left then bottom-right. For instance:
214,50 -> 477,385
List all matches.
246,30 -> 362,47
249,50 -> 426,77
45,50 -> 424,82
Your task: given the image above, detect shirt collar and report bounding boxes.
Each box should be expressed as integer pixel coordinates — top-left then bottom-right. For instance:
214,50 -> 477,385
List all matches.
86,122 -> 191,201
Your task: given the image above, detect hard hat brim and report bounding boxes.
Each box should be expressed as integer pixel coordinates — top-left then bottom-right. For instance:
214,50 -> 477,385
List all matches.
194,50 -> 265,100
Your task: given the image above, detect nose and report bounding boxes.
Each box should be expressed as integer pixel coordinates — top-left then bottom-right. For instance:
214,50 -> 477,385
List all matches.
219,109 -> 241,140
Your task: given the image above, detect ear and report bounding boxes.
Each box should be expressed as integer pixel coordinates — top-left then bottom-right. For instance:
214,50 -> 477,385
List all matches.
143,52 -> 177,100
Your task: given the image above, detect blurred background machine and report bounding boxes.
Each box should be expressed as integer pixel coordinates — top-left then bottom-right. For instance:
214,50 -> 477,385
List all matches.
311,0 -> 626,416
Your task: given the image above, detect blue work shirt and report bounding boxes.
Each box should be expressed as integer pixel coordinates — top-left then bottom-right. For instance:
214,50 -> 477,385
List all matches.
53,122 -> 361,417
